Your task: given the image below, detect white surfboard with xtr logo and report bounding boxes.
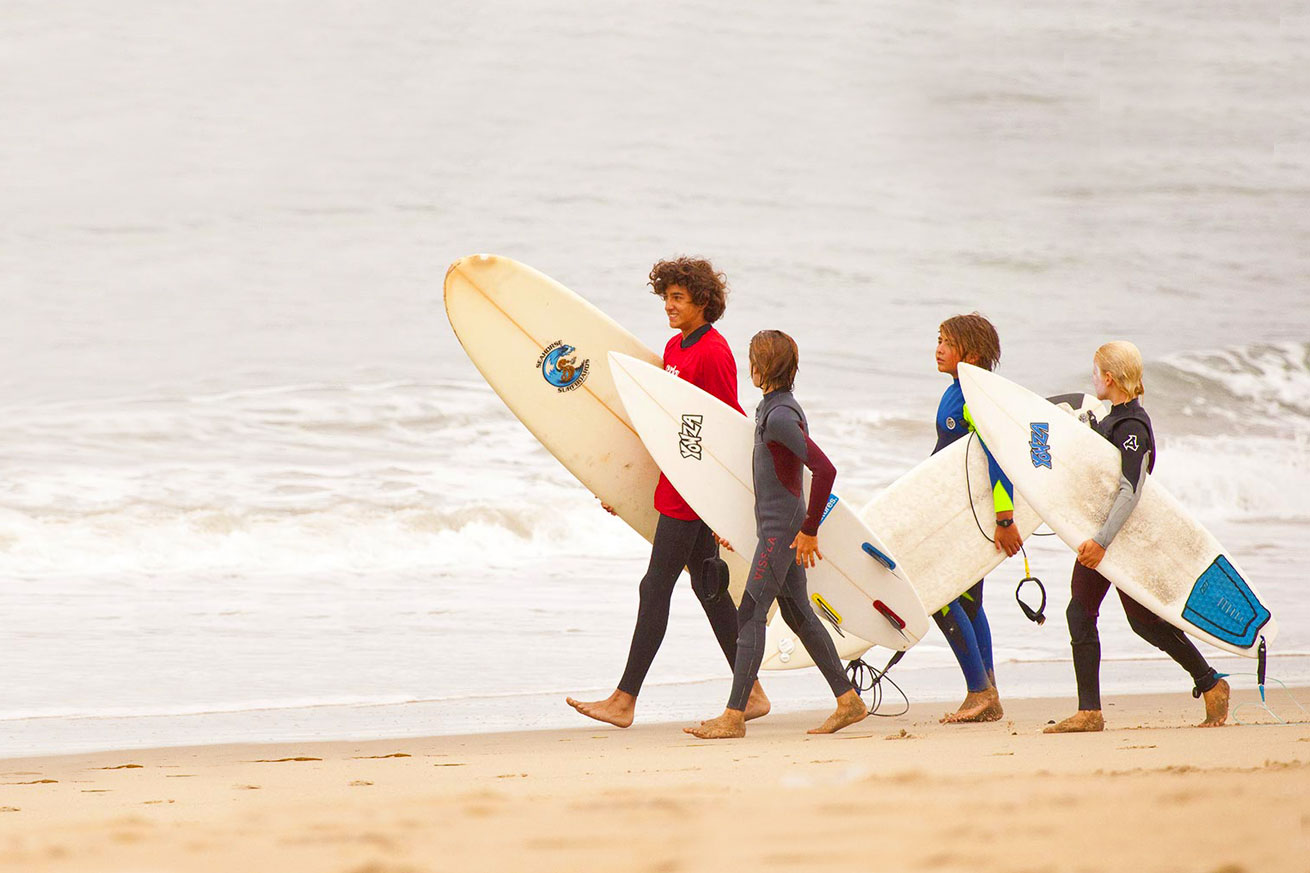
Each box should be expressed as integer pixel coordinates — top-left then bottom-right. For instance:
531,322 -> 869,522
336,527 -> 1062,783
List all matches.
609,351 -> 929,650
444,255 -> 750,599
957,363 -> 1276,657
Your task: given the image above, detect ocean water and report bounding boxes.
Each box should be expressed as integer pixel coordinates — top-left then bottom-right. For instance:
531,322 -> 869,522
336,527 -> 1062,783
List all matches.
1,0 -> 1307,756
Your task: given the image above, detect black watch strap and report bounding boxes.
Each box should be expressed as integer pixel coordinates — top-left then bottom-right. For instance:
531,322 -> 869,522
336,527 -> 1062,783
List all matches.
996,518 -> 1015,528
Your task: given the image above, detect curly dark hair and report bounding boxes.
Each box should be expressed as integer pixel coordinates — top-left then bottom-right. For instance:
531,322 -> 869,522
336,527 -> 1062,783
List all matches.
648,257 -> 729,323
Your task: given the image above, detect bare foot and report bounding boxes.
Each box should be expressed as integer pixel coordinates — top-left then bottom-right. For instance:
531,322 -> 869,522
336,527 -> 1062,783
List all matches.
807,690 -> 868,734
685,709 -> 746,739
941,687 -> 1004,723
565,690 -> 635,728
744,681 -> 771,722
1199,678 -> 1230,727
1043,710 -> 1105,733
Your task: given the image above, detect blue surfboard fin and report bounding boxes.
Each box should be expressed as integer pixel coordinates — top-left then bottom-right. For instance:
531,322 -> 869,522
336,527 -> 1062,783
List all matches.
1180,555 -> 1271,650
861,542 -> 896,571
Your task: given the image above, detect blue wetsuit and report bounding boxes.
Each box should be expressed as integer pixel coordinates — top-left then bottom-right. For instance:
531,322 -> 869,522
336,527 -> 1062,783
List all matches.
934,378 -> 1014,694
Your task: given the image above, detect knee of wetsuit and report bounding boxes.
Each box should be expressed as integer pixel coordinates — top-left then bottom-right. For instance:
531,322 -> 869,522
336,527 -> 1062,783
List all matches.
933,606 -> 964,642
737,592 -> 760,627
1066,598 -> 1097,645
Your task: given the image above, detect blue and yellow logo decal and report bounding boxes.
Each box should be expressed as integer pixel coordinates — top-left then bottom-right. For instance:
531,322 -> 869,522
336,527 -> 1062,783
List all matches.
1029,422 -> 1052,468
537,340 -> 590,392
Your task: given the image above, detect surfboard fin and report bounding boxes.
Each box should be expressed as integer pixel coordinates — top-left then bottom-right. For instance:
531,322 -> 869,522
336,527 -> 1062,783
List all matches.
1257,636 -> 1267,703
861,542 -> 897,570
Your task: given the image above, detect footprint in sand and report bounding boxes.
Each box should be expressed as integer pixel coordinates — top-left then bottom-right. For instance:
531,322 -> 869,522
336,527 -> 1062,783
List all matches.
250,757 -> 322,763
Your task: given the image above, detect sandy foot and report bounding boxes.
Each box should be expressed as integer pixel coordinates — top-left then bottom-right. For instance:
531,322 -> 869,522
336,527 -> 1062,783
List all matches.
1043,710 -> 1105,733
807,691 -> 869,734
565,690 -> 635,728
942,687 -> 1004,723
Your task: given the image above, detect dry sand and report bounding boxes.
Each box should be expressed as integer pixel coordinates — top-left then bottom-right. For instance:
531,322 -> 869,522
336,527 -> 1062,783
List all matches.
1,687 -> 1306,873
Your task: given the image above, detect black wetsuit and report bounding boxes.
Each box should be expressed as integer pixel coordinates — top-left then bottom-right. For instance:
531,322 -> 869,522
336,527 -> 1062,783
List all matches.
616,324 -> 741,697
1065,398 -> 1220,710
727,389 -> 855,711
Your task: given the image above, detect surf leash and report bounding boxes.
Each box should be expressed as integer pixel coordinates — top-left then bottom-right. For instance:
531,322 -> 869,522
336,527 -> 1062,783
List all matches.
1014,546 -> 1047,625
1211,646 -> 1307,726
700,553 -> 731,605
846,650 -> 910,717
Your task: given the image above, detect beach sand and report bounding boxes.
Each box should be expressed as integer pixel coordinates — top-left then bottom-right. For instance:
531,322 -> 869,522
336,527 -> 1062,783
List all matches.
1,687 -> 1305,873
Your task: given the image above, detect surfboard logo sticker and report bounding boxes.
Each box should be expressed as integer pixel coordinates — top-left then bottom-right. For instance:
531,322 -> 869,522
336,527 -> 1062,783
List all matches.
820,493 -> 839,524
679,414 -> 704,460
537,341 -> 590,392
1029,422 -> 1052,468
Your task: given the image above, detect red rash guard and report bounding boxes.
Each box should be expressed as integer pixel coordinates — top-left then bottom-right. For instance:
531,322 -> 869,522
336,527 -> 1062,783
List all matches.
654,324 -> 743,520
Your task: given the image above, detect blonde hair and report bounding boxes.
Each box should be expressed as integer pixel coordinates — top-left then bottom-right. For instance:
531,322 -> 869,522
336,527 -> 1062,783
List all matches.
1094,340 -> 1145,398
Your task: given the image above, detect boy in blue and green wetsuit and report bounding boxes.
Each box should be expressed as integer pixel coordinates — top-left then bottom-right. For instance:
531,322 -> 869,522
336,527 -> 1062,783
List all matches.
932,314 -> 1022,723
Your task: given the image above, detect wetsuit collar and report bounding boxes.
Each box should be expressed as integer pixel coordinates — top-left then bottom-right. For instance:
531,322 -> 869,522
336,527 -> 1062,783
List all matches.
680,322 -> 713,349
762,388 -> 790,401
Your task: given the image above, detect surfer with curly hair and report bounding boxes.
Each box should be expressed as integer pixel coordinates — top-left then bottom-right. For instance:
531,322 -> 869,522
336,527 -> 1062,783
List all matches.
1046,341 -> 1229,733
686,330 -> 866,739
567,257 -> 771,728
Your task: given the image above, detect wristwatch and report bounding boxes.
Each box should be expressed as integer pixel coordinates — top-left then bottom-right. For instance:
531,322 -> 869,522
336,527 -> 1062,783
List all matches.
996,518 -> 1015,528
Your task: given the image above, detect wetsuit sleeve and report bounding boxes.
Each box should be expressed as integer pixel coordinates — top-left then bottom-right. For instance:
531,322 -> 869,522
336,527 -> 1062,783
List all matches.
962,404 -> 1016,514
1093,419 -> 1152,548
695,341 -> 745,415
762,408 -> 837,536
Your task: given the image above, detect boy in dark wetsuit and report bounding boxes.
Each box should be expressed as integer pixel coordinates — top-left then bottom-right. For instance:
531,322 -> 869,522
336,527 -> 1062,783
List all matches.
567,258 -> 770,728
1046,341 -> 1229,733
686,331 -> 866,739
932,314 -> 1022,723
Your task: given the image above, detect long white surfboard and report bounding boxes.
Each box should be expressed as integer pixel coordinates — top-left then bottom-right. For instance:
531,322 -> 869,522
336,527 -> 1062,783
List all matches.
763,393 -> 1107,670
957,363 -> 1276,657
443,254 -> 749,598
609,351 -> 930,650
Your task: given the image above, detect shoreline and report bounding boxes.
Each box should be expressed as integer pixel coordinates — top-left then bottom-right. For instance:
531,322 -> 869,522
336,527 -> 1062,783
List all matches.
6,651 -> 1307,761
2,687 -> 1306,872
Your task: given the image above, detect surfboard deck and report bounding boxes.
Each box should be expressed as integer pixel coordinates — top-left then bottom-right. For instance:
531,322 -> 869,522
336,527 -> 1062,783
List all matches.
443,254 -> 749,600
609,351 -> 930,650
957,362 -> 1276,657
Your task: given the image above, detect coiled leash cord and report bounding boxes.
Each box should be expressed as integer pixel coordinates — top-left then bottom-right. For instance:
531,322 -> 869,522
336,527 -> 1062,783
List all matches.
846,650 -> 910,717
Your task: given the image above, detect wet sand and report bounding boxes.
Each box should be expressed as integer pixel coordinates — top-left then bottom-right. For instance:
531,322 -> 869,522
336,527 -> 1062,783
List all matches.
1,687 -> 1305,873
